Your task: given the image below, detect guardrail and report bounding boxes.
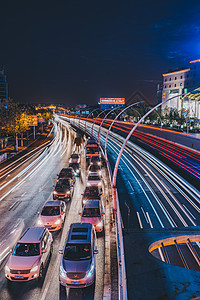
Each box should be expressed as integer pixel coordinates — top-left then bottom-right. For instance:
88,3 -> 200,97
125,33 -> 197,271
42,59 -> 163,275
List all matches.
103,149 -> 127,300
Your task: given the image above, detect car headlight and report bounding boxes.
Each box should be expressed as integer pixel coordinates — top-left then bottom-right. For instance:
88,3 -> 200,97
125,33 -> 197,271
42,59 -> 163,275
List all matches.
31,265 -> 39,273
59,264 -> 66,278
76,169 -> 80,173
87,182 -> 91,186
96,221 -> 103,228
86,261 -> 95,279
53,191 -> 57,195
5,265 -> 10,273
55,219 -> 61,225
98,162 -> 101,166
83,199 -> 86,205
66,191 -> 70,194
99,171 -> 101,175
98,182 -> 102,187
37,219 -> 43,225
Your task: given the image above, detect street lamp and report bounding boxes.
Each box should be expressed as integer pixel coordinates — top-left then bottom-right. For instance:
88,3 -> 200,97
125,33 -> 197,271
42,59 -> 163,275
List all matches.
111,89 -> 195,211
85,108 -> 101,133
97,106 -> 121,146
104,101 -> 145,161
91,109 -> 110,137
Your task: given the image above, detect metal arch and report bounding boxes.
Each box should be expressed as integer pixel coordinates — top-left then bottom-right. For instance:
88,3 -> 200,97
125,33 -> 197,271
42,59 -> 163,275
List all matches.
112,89 -> 195,210
104,101 -> 145,161
85,108 -> 101,133
91,109 -> 109,137
97,106 -> 122,146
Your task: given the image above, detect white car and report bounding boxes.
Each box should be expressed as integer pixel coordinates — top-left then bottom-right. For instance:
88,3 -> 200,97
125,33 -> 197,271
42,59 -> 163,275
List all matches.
37,201 -> 66,231
5,227 -> 53,283
86,172 -> 102,188
69,153 -> 80,164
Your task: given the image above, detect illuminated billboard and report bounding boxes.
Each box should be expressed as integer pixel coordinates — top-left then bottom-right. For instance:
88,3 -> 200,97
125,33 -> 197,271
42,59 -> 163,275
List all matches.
100,97 -> 125,104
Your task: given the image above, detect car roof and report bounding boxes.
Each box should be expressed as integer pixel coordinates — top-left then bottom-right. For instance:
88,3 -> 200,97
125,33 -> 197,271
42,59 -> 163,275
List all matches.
44,200 -> 62,207
67,223 -> 93,244
19,227 -> 46,243
83,200 -> 100,208
60,168 -> 73,171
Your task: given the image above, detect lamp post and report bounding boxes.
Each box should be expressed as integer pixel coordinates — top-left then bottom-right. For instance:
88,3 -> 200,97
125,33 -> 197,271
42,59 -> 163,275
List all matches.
98,106 -> 121,146
84,108 -> 101,133
91,109 -> 109,137
104,101 -> 145,161
112,89 -> 194,211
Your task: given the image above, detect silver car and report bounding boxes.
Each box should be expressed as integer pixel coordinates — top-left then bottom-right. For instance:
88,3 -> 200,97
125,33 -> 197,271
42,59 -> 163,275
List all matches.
86,172 -> 102,189
59,223 -> 98,288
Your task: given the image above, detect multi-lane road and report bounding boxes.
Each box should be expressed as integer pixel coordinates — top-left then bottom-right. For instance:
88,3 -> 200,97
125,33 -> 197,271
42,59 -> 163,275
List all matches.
0,119 -> 109,300
68,115 -> 200,299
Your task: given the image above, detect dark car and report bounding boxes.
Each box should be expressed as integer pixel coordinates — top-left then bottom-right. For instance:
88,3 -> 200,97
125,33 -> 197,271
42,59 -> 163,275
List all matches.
69,162 -> 81,177
53,178 -> 74,201
88,164 -> 101,175
81,186 -> 102,207
56,168 -> 75,185
90,156 -> 101,166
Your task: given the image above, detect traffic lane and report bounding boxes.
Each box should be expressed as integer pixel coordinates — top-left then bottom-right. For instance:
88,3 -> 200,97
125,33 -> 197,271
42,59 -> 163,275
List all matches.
41,174 -> 105,300
100,129 -> 199,229
0,131 -> 75,299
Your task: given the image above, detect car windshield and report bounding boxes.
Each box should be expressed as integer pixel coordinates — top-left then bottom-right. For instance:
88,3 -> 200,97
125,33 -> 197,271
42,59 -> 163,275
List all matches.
88,175 -> 100,181
89,165 -> 100,172
71,154 -> 78,158
41,206 -> 60,216
13,243 -> 40,256
64,243 -> 91,260
82,207 -> 100,217
70,163 -> 79,169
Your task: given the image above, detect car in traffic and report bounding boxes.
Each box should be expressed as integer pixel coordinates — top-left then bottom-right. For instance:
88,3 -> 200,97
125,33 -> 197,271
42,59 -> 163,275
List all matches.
37,201 -> 66,231
81,186 -> 102,207
69,153 -> 80,164
90,156 -> 101,166
56,168 -> 75,185
86,172 -> 102,189
88,164 -> 101,175
5,227 -> 53,283
59,223 -> 98,288
80,200 -> 104,232
69,162 -> 81,177
53,178 -> 74,201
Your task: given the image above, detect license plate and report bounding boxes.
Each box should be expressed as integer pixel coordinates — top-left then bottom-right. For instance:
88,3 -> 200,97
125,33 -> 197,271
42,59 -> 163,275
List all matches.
71,281 -> 80,285
15,275 -> 24,279
58,196 -> 64,198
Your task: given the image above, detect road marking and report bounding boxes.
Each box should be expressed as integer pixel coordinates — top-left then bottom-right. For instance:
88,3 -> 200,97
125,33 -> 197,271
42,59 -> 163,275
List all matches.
146,212 -> 153,228
136,212 -> 143,229
182,204 -> 196,220
141,207 -> 149,223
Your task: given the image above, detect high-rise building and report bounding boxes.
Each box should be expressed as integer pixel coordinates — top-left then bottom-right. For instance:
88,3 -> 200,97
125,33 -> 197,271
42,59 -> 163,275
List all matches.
0,69 -> 8,107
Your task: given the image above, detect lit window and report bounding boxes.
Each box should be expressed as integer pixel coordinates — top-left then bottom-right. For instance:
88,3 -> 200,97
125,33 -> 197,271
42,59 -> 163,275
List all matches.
180,83 -> 182,86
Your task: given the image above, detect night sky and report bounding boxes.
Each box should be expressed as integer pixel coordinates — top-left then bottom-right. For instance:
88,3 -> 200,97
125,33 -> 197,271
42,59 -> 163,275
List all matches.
1,0 -> 200,106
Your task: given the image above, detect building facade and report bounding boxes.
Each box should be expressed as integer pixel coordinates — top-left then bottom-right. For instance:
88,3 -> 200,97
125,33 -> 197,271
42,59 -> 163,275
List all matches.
160,59 -> 200,119
0,69 -> 8,107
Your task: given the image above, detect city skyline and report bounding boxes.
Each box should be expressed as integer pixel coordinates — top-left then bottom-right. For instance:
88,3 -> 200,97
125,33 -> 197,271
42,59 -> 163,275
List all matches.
1,1 -> 200,106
